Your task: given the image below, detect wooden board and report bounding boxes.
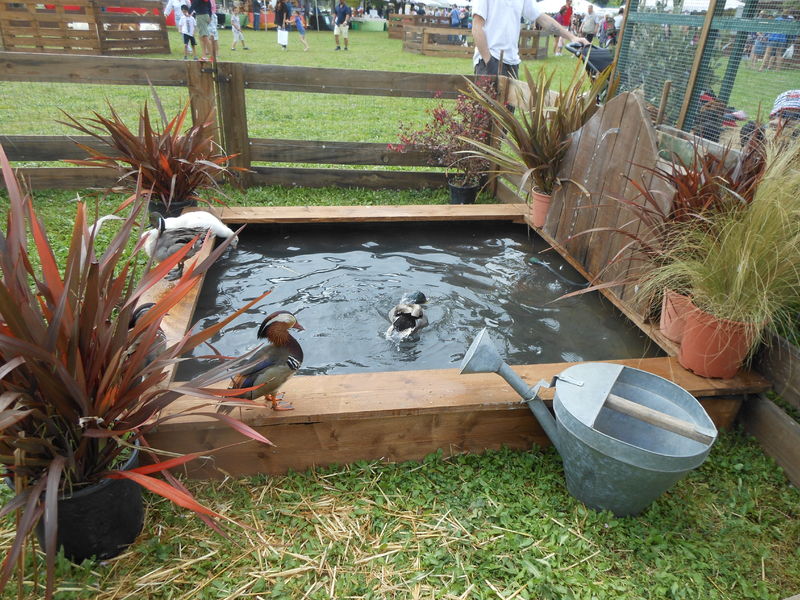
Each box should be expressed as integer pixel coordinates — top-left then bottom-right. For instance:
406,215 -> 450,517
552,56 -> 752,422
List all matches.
0,134 -> 111,161
742,395 -> 800,487
0,51 -> 187,86
3,166 -> 118,190
755,333 -> 800,411
241,63 -> 477,99
248,166 -> 447,189
147,359 -> 759,477
249,138 -> 431,167
211,203 -> 527,224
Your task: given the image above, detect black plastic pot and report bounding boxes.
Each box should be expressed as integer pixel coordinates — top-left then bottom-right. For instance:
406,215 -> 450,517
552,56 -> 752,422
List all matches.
34,448 -> 144,563
148,198 -> 198,218
448,181 -> 480,204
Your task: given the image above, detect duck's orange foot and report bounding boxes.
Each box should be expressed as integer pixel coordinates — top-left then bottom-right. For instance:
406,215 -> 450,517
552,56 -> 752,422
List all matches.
266,393 -> 294,411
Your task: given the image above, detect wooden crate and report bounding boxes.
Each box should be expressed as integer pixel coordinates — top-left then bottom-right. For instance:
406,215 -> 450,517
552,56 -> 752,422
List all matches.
387,14 -> 403,38
0,0 -> 100,54
0,0 -> 168,55
402,25 -> 547,60
95,0 -> 169,55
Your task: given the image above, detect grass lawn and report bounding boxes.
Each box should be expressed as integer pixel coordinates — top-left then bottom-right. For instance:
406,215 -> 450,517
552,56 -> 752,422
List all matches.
1,434 -> 798,599
1,29 -> 800,600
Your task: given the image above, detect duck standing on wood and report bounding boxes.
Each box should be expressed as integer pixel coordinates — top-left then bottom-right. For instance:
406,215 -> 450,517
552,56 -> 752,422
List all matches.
140,211 -> 238,280
386,291 -> 429,339
225,310 -> 305,412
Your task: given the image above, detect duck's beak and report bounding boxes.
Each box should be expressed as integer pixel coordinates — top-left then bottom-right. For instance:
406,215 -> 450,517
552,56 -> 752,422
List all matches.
292,322 -> 305,331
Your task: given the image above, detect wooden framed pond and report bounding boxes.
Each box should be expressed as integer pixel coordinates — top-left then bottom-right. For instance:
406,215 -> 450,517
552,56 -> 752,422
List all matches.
144,204 -> 769,478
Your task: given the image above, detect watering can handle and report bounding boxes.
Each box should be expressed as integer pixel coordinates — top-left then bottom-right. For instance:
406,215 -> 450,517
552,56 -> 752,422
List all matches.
602,393 -> 715,445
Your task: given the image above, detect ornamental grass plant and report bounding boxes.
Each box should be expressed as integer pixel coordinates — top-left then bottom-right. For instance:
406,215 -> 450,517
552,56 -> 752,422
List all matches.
0,145 -> 274,599
635,136 -> 800,347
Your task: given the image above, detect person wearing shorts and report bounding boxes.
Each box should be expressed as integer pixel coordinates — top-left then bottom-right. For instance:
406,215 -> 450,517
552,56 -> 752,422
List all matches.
191,0 -> 213,60
208,0 -> 219,57
333,0 -> 351,50
179,5 -> 198,59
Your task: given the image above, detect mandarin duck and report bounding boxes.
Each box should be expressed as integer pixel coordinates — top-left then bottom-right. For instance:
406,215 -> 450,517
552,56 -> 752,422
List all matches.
141,211 -> 238,280
386,291 -> 429,338
227,310 -> 305,411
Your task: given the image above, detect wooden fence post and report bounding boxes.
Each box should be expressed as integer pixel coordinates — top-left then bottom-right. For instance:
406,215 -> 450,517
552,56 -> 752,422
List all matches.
215,61 -> 251,187
186,60 -> 217,132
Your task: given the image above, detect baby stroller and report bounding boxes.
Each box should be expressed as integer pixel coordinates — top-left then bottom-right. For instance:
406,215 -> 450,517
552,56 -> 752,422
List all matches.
564,42 -> 615,102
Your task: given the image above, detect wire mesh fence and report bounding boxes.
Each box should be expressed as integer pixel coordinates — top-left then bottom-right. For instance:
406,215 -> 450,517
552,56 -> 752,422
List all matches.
615,0 -> 800,147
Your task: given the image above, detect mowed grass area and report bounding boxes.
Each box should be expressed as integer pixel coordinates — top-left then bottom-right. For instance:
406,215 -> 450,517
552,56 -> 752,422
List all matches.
0,435 -> 798,599
1,30 -> 800,600
0,29 -> 578,141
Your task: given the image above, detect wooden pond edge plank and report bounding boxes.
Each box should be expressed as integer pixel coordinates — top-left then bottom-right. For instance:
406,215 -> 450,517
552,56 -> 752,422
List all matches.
742,394 -> 800,488
154,357 -> 769,430
213,203 -> 528,224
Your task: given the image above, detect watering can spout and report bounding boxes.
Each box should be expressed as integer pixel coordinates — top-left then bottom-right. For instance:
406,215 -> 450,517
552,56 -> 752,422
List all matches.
460,329 -> 562,452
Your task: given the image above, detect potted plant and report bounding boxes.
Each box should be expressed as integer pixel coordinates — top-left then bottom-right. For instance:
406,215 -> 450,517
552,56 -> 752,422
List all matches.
636,137 -> 800,378
0,145 -> 273,598
559,134 -> 769,343
390,83 -> 494,204
60,94 -> 240,218
459,62 -> 609,226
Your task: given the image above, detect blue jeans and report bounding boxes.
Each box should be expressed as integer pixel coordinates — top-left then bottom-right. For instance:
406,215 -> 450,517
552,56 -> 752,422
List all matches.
253,12 -> 261,30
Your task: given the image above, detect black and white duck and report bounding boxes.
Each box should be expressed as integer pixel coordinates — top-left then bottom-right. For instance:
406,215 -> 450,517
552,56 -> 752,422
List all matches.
386,291 -> 429,339
226,310 -> 305,412
140,211 -> 238,280
127,302 -> 167,368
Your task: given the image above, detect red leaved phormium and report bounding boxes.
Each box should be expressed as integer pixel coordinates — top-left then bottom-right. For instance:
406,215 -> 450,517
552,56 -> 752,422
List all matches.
0,143 -> 270,599
59,91 -> 240,213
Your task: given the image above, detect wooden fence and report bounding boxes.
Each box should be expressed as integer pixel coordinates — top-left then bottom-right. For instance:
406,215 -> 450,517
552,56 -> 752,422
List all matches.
0,0 -> 168,55
403,25 -> 547,60
0,51 -> 513,191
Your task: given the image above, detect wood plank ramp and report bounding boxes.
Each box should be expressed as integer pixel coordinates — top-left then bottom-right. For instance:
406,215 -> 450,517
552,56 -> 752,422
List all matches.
214,203 -> 528,224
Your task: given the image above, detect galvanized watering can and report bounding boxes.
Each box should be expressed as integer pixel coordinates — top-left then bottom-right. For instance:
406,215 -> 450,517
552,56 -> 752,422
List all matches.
460,329 -> 718,517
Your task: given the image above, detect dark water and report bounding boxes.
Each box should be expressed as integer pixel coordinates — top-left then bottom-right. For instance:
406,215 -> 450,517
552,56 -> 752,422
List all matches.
176,222 -> 662,380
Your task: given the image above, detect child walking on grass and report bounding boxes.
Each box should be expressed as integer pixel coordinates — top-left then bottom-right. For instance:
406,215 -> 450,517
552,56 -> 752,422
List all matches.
178,5 -> 198,59
230,5 -> 249,50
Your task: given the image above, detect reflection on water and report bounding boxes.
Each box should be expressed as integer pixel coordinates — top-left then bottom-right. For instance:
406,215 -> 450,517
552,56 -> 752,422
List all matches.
176,222 -> 662,380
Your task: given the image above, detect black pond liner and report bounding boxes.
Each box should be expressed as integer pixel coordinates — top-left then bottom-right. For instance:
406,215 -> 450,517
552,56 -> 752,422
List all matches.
177,221 -> 663,380
34,448 -> 144,563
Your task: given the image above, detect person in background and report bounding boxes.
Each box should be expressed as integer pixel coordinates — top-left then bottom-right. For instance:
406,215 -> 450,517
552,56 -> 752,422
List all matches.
290,1 -> 310,50
333,0 -> 352,50
179,4 -> 198,59
613,6 -> 624,31
761,14 -> 790,72
581,4 -> 600,43
231,5 -> 249,50
554,0 -> 573,55
472,0 -> 588,77
190,0 -> 213,60
207,0 -> 220,58
449,4 -> 460,43
252,0 -> 262,31
275,0 -> 289,49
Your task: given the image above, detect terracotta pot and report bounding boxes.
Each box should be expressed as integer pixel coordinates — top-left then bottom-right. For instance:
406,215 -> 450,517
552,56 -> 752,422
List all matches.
678,305 -> 758,379
530,189 -> 552,228
660,289 -> 692,343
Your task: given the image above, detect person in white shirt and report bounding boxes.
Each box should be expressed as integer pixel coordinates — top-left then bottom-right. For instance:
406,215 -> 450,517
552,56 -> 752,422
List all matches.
178,5 -> 198,59
581,4 -> 601,43
613,7 -> 624,31
472,0 -> 589,77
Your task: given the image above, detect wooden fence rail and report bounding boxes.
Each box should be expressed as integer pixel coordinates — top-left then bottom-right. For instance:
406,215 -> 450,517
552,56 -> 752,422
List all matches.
0,51 -> 498,191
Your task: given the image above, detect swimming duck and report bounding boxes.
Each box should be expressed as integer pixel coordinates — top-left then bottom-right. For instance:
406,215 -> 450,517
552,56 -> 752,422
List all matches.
227,310 -> 305,411
140,211 -> 238,280
127,302 -> 167,367
386,291 -> 429,338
